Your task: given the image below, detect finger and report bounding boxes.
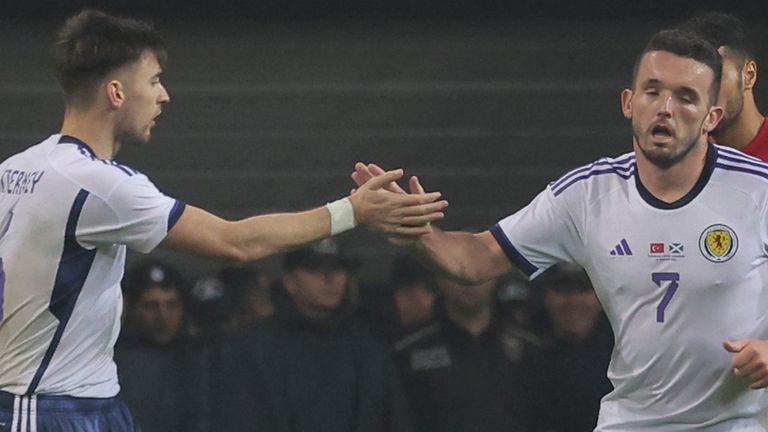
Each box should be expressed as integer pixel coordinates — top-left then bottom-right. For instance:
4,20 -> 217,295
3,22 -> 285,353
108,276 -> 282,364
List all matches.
368,163 -> 388,176
398,213 -> 445,226
751,375 -> 768,389
392,224 -> 437,236
409,175 -> 427,194
366,164 -> 406,193
396,200 -> 449,217
724,340 -> 748,353
744,365 -> 768,384
732,349 -> 757,370
734,358 -> 762,377
351,172 -> 367,188
393,191 -> 444,206
362,169 -> 404,191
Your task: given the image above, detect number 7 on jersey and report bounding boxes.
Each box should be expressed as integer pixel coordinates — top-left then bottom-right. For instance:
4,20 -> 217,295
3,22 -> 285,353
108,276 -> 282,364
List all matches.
652,272 -> 679,323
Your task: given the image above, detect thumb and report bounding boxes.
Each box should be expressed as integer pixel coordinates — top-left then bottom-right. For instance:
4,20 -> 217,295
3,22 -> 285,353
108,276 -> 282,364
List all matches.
362,169 -> 404,191
723,340 -> 748,353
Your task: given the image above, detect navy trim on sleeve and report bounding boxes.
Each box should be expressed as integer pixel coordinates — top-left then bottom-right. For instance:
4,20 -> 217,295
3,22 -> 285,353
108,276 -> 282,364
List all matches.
167,200 -> 186,231
489,224 -> 538,277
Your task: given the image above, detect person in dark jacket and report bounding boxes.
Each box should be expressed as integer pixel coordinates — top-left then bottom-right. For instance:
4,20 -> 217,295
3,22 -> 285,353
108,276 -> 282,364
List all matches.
525,264 -> 614,432
215,238 -> 412,432
394,274 -> 537,432
115,259 -> 192,432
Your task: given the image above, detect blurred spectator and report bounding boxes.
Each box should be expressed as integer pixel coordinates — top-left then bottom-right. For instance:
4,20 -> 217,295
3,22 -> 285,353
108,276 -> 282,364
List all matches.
394,275 -> 535,432
525,264 -> 614,432
215,238 -> 412,432
392,254 -> 438,332
219,265 -> 274,323
116,259 -> 190,432
187,272 -> 248,345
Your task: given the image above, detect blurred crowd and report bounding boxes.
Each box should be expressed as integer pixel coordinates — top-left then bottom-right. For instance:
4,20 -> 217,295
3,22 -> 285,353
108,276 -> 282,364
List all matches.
116,238 -> 613,432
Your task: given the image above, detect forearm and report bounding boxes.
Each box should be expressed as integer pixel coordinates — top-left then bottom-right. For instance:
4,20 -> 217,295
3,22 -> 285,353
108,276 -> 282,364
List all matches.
162,204 -> 331,263
407,228 -> 512,285
226,206 -> 331,261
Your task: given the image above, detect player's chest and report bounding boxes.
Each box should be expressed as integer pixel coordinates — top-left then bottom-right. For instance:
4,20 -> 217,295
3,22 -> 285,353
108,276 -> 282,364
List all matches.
583,201 -> 764,287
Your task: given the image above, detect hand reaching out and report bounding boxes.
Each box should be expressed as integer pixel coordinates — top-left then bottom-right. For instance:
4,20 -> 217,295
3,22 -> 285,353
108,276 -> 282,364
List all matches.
348,168 -> 447,236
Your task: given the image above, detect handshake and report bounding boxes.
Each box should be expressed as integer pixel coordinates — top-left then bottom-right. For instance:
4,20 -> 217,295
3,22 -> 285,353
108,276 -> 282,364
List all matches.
341,162 -> 448,239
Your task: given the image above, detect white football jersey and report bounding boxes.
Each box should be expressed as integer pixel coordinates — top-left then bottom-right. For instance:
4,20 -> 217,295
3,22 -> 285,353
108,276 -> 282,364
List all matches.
493,144 -> 768,431
0,134 -> 184,398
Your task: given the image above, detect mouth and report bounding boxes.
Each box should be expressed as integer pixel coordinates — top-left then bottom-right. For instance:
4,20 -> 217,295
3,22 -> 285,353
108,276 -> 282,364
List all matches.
650,124 -> 675,142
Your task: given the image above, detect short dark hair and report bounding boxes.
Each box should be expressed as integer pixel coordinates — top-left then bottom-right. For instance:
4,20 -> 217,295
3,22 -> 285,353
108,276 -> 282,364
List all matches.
678,12 -> 755,63
631,29 -> 722,105
54,9 -> 167,103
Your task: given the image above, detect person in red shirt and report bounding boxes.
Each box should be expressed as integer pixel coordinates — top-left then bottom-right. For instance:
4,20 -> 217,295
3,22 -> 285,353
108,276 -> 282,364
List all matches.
680,12 -> 768,160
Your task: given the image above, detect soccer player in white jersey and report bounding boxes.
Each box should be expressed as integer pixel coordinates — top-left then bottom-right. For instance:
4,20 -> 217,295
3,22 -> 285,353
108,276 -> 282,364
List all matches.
0,9 -> 447,432
354,29 -> 768,431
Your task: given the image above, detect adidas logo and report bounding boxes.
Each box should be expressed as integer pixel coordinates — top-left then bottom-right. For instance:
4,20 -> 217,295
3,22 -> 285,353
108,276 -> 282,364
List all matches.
609,238 -> 633,256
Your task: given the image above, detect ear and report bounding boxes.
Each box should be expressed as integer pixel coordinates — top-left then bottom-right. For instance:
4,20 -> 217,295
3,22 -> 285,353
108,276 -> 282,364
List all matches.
620,88 -> 633,119
743,60 -> 757,91
702,105 -> 725,134
106,80 -> 125,109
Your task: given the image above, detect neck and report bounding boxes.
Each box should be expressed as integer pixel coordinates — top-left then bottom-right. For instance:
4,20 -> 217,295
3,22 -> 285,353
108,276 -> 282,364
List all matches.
710,96 -> 765,150
635,139 -> 708,203
60,106 -> 119,160
445,303 -> 492,336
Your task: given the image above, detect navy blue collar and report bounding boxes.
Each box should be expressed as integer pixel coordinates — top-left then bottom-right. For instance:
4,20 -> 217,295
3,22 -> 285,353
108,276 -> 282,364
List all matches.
58,135 -> 99,159
635,143 -> 717,210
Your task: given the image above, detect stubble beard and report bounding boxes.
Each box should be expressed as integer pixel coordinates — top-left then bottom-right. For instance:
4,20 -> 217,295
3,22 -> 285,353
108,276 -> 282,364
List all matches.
632,123 -> 703,170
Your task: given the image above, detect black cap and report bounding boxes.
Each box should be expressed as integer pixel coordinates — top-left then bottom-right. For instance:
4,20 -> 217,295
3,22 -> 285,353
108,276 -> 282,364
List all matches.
188,275 -> 238,323
122,259 -> 185,302
283,238 -> 355,272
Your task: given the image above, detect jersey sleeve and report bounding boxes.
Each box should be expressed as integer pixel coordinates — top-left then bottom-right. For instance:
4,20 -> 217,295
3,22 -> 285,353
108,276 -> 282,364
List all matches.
490,186 -> 582,279
76,174 -> 186,253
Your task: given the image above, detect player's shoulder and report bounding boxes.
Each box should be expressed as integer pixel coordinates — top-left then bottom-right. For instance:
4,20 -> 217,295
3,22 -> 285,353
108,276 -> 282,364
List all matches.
713,144 -> 768,185
547,151 -> 636,198
51,135 -> 149,195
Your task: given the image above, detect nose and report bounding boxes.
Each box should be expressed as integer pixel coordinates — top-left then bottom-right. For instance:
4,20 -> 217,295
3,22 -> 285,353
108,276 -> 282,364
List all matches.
158,84 -> 170,105
657,94 -> 673,117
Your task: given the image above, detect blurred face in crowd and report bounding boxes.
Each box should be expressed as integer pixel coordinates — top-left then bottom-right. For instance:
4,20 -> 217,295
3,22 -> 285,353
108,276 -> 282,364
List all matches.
394,282 -> 436,328
129,285 -> 184,346
242,273 -> 274,321
544,287 -> 602,342
438,277 -> 496,312
283,267 -> 348,319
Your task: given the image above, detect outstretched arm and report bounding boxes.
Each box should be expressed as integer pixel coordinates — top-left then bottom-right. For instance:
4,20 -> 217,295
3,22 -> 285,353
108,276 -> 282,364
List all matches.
162,169 -> 448,263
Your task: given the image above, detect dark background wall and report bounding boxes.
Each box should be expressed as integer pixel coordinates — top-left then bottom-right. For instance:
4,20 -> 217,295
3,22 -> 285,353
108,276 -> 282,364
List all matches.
1,1 -> 766,282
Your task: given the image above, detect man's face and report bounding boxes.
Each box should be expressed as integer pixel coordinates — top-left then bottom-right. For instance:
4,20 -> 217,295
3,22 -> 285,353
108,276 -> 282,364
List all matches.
622,51 -> 721,168
438,278 -> 496,311
713,49 -> 746,133
284,267 -> 348,318
394,282 -> 435,328
115,50 -> 170,145
130,285 -> 184,346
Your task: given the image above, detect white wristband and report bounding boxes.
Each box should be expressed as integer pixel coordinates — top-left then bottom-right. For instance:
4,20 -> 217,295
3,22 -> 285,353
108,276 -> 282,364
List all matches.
326,197 -> 357,236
